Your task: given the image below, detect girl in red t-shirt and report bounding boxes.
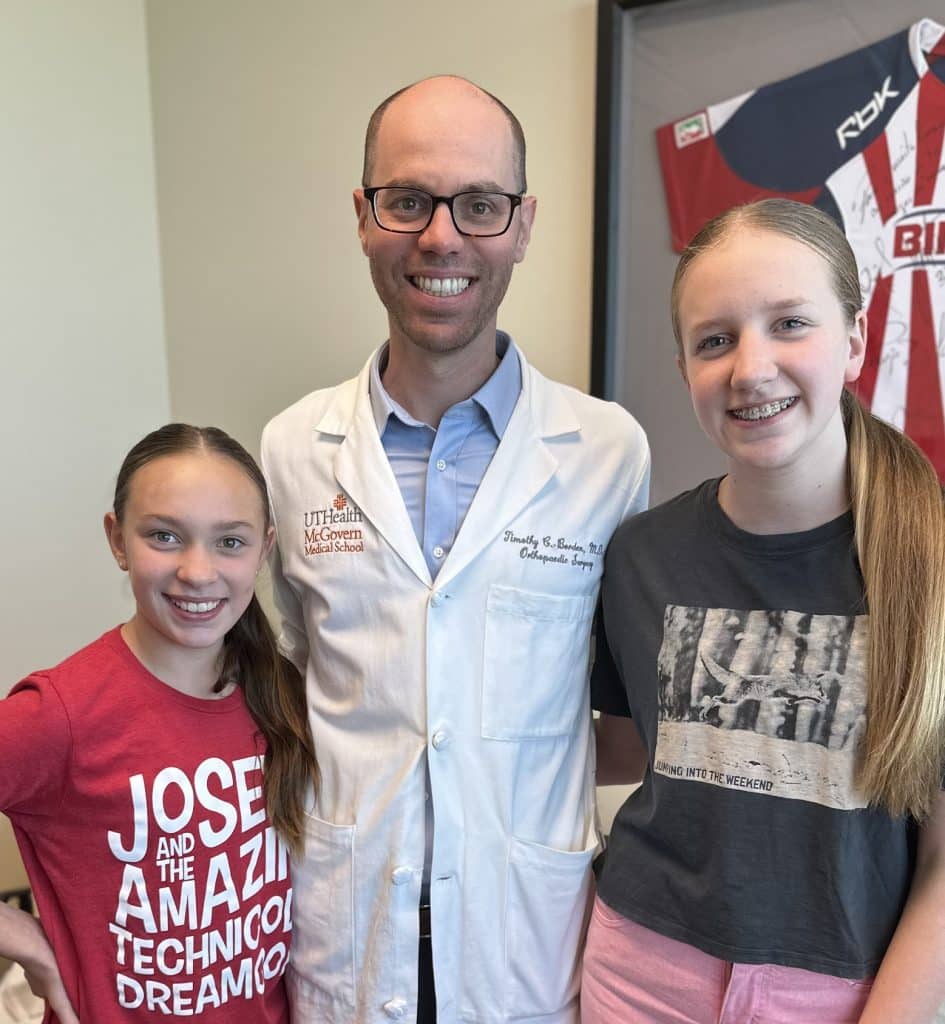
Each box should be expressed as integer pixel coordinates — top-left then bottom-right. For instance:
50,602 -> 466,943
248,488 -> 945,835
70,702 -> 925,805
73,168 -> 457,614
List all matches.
0,424 -> 316,1023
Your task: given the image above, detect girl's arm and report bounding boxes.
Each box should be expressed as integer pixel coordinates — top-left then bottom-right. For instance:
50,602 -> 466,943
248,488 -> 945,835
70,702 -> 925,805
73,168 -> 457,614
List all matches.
858,791 -> 945,1023
0,679 -> 74,1019
0,902 -> 78,1024
595,713 -> 648,786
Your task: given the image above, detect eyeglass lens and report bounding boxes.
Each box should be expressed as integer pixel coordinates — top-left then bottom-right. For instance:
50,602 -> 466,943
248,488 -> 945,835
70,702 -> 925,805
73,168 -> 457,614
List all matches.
372,188 -> 513,236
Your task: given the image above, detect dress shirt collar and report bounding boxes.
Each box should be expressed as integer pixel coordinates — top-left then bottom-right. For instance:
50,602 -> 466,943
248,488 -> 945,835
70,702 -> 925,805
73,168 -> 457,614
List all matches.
368,332 -> 521,438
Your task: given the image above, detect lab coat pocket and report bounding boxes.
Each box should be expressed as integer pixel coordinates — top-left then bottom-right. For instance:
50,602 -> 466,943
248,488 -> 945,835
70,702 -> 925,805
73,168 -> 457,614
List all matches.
287,813 -> 356,1020
482,585 -> 595,739
505,835 -> 596,1017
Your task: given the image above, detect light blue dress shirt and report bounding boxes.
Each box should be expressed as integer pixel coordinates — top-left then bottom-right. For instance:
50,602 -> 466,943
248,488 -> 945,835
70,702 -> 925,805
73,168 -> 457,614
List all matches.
369,332 -> 522,578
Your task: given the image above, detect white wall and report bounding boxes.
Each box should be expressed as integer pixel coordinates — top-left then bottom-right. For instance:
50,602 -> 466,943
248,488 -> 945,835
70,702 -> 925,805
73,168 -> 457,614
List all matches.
145,0 -> 600,452
1,0 -> 170,888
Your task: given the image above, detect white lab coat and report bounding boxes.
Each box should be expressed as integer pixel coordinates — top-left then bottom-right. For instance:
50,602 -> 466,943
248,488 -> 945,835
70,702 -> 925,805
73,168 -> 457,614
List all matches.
261,344 -> 649,1024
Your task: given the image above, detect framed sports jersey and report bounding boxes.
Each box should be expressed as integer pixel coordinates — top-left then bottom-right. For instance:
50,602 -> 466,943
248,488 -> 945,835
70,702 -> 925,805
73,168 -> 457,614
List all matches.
593,0 -> 945,500
658,19 -> 945,480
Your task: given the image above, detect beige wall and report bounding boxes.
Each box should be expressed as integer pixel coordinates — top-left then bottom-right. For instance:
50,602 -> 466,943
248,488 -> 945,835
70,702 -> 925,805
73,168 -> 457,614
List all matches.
145,0 -> 600,452
1,0 -> 170,889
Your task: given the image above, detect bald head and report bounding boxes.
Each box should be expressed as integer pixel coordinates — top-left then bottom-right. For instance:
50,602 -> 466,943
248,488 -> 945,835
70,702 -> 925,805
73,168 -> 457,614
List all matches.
361,75 -> 527,193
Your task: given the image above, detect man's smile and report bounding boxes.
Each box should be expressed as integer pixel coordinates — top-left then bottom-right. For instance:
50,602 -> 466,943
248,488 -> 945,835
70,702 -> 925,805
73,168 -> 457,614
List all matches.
409,275 -> 472,297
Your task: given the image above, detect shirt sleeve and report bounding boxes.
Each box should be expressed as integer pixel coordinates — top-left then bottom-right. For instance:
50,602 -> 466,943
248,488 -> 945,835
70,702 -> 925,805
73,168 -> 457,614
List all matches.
0,675 -> 72,817
260,429 -> 312,674
590,604 -> 632,717
267,537 -> 310,674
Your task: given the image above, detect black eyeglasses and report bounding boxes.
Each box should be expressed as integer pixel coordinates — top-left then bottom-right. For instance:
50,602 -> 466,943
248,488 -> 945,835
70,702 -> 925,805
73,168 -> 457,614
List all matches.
363,187 -> 523,238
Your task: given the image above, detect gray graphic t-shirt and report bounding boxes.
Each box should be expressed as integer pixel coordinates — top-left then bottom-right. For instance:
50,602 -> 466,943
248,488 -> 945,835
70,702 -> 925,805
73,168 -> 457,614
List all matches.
592,478 -> 916,979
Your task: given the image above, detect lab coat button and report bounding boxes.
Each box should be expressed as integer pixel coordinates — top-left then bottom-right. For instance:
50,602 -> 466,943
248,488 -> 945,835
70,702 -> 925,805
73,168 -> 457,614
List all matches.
431,730 -> 449,750
430,592 -> 443,607
391,866 -> 411,885
383,998 -> 407,1019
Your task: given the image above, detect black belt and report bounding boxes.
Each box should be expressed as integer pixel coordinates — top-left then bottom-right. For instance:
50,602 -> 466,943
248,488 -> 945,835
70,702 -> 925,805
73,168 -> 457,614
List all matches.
418,904 -> 436,1022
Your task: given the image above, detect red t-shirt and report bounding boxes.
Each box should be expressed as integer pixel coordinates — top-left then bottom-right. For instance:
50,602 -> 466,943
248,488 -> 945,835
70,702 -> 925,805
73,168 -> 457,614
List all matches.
0,628 -> 290,1023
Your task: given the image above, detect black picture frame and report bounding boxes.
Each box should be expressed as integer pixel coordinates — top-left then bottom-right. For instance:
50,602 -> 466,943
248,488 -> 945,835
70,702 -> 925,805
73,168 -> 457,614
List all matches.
591,0 -> 676,399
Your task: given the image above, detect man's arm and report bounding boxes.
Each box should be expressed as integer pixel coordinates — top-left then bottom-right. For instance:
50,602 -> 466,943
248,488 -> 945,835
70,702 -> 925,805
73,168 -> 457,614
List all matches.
259,429 -> 311,674
266,539 -> 310,674
0,902 -> 77,1024
595,714 -> 647,786
619,432 -> 651,524
858,791 -> 945,1023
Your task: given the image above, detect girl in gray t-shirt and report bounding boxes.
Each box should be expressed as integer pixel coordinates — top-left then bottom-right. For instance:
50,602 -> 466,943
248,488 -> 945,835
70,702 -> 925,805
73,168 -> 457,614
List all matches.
583,198 -> 945,1024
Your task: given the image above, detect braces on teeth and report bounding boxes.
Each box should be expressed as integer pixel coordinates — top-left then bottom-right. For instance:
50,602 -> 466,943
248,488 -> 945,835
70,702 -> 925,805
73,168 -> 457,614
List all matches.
732,398 -> 796,421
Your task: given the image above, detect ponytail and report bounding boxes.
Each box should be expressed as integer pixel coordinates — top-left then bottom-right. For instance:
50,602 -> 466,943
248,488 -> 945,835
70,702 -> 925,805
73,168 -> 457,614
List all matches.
671,201 -> 945,821
114,423 -> 317,854
844,390 -> 945,820
219,595 -> 317,856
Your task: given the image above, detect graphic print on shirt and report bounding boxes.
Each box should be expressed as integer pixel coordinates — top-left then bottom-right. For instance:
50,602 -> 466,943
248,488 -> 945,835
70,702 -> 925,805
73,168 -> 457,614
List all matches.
656,18 -> 945,480
107,755 -> 291,1014
653,606 -> 868,810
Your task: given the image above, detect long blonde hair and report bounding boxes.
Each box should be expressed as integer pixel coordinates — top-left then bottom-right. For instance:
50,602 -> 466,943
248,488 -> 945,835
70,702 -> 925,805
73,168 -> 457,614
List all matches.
671,199 -> 945,820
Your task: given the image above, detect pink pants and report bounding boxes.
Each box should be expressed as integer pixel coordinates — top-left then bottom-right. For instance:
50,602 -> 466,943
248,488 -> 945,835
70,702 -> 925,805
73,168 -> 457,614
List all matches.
581,896 -> 873,1024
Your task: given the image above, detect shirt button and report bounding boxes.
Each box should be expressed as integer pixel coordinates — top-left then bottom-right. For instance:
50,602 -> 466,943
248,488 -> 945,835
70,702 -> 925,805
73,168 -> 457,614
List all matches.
435,459 -> 447,471
391,866 -> 411,886
431,731 -> 449,750
383,998 -> 407,1019
432,545 -> 445,559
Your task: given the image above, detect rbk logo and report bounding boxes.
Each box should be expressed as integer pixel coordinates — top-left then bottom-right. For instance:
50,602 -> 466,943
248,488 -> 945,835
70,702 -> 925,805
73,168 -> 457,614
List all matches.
835,76 -> 899,149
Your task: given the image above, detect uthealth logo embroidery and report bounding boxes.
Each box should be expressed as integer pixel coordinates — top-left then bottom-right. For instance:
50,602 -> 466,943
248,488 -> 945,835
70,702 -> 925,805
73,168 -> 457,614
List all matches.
302,494 -> 365,556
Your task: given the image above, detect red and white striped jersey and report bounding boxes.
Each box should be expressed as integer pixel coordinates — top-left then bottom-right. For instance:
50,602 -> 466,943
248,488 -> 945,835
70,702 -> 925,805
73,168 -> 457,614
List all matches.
657,19 -> 945,479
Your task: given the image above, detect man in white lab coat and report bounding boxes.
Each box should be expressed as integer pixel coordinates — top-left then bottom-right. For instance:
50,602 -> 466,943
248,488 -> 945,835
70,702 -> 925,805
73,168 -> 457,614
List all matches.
261,75 -> 650,1024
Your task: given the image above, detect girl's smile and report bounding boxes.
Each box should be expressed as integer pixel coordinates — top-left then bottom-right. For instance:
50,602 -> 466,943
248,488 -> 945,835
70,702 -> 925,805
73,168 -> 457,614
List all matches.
164,595 -> 226,618
727,395 -> 799,421
105,451 -> 273,693
676,227 -> 866,488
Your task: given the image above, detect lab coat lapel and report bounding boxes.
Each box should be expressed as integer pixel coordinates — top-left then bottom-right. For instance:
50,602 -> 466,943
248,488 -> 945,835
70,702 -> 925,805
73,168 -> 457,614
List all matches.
327,362 -> 432,588
436,358 -> 579,589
